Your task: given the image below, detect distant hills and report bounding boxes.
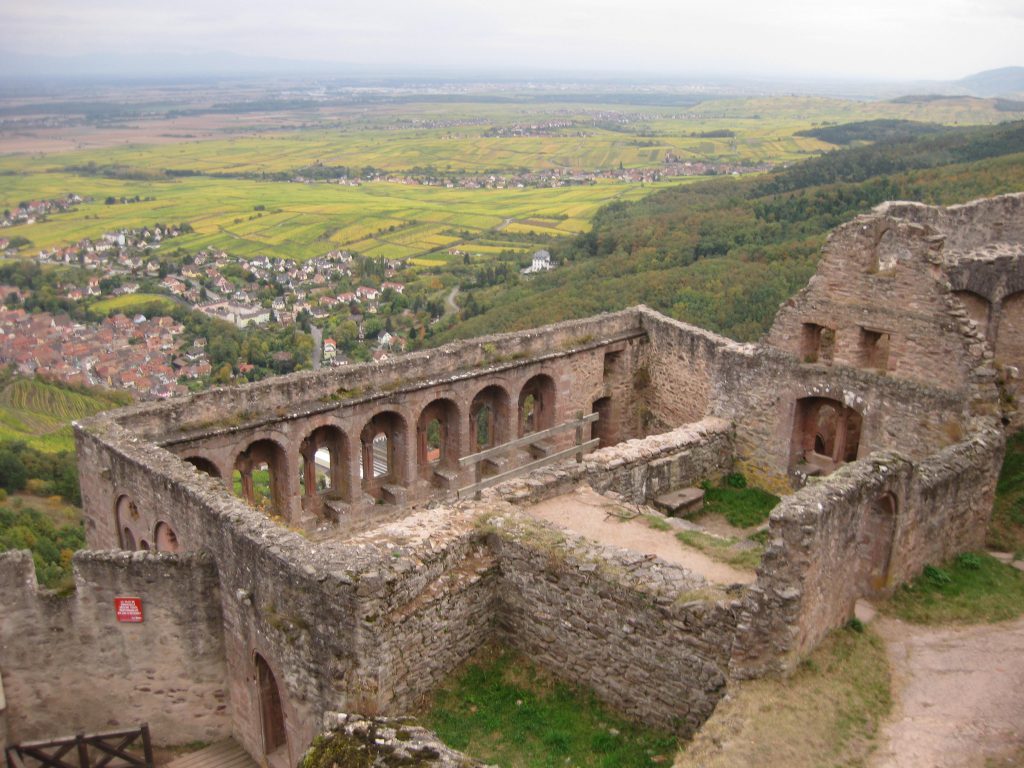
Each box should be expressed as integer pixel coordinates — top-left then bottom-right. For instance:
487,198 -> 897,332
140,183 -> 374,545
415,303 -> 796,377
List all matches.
958,67 -> 1024,97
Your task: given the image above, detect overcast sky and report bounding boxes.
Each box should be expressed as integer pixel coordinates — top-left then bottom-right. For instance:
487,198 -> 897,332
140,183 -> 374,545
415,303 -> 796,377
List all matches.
2,0 -> 1021,81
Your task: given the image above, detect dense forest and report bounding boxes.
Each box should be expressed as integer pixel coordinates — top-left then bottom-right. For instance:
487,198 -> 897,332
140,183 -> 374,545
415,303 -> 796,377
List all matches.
436,120 -> 1024,343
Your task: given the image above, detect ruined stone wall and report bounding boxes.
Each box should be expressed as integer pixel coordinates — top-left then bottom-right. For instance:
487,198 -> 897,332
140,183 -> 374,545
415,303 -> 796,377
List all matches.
74,423 -> 363,766
767,212 -> 986,392
111,310 -> 645,441
635,307 -> 974,490
0,549 -> 229,746
335,513 -> 501,715
731,430 -> 1004,676
636,309 -> 736,430
490,417 -> 734,507
490,514 -> 739,736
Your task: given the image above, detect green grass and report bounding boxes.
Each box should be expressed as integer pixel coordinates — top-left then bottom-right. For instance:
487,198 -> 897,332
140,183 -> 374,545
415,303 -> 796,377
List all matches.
695,473 -> 780,528
422,645 -> 678,767
989,429 -> 1024,555
882,552 -> 1024,624
88,293 -> 179,317
675,530 -> 764,571
678,624 -> 891,768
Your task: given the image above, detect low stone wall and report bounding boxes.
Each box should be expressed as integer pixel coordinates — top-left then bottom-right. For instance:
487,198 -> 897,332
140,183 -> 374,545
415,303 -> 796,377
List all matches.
489,511 -> 740,736
731,429 -> 1004,676
0,549 -> 229,746
490,417 -> 734,507
306,714 -> 490,767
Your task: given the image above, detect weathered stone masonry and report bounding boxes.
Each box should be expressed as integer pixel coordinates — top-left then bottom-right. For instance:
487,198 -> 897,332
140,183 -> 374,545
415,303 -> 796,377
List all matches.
1,195 -> 1018,764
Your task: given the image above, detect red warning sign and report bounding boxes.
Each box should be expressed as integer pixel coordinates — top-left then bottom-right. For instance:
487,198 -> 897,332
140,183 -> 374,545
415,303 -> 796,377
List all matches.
114,596 -> 144,623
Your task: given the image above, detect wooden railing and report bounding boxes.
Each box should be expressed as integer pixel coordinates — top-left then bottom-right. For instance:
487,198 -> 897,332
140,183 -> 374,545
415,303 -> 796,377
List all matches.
458,411 -> 599,499
5,725 -> 153,768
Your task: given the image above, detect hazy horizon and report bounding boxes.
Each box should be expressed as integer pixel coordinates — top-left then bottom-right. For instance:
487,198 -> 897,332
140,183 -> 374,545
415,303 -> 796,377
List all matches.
2,0 -> 1021,84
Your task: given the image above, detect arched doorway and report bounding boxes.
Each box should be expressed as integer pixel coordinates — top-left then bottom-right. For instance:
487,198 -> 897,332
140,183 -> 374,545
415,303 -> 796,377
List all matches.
254,653 -> 287,756
591,397 -> 614,448
791,396 -> 863,476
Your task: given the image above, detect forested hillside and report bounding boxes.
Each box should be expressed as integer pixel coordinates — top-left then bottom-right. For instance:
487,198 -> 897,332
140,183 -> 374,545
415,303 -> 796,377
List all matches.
436,121 -> 1024,343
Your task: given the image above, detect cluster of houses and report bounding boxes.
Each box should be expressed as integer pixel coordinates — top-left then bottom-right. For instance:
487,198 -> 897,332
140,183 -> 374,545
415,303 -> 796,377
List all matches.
36,224 -> 189,272
0,308 -> 208,399
155,249 -> 407,329
1,194 -> 84,229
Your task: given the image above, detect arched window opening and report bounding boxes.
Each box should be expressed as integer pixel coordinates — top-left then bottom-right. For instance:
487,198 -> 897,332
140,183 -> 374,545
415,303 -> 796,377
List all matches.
518,374 -> 556,437
475,405 -> 494,451
470,385 -> 511,452
138,540 -> 150,551
115,495 -> 140,551
372,434 -> 390,479
154,522 -> 180,553
254,653 -> 287,755
416,398 -> 460,474
360,411 -> 407,499
996,291 -> 1024,372
234,439 -> 287,516
299,425 -> 349,502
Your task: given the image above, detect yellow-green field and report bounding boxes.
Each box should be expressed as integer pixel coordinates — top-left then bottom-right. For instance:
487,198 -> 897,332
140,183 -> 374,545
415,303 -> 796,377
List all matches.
0,171 -> 680,261
88,293 -> 179,316
2,95 -> 1020,262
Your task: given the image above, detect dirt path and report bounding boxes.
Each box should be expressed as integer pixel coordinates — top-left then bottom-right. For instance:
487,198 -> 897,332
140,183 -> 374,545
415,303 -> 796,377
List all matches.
523,486 -> 754,585
871,615 -> 1024,768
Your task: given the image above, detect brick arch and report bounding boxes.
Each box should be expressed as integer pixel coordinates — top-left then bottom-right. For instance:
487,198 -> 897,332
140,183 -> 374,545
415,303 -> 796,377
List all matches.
154,521 -> 181,553
234,438 -> 289,517
469,384 -> 512,451
360,410 -> 408,499
183,454 -> 223,479
416,398 -> 461,474
517,373 -> 556,436
114,494 -> 143,551
299,423 -> 351,503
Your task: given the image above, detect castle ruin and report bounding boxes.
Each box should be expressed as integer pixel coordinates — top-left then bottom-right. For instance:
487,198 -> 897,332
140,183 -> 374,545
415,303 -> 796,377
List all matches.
2,194 -> 1022,765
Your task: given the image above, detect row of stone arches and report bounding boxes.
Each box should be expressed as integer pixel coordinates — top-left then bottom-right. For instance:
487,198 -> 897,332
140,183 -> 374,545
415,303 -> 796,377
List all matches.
181,374 -> 565,517
115,494 -> 181,552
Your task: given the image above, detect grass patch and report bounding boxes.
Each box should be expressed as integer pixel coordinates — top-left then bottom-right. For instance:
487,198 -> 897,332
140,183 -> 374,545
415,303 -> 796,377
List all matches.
675,530 -> 764,571
643,514 -> 672,532
421,645 -> 678,767
88,293 -> 178,317
697,473 -> 780,529
881,551 -> 1024,624
989,429 -> 1024,556
678,624 -> 891,768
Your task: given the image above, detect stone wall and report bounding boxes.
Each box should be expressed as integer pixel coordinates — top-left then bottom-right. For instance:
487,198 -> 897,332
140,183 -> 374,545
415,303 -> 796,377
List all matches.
0,549 -> 229,746
490,511 -> 740,736
731,429 -> 1004,676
